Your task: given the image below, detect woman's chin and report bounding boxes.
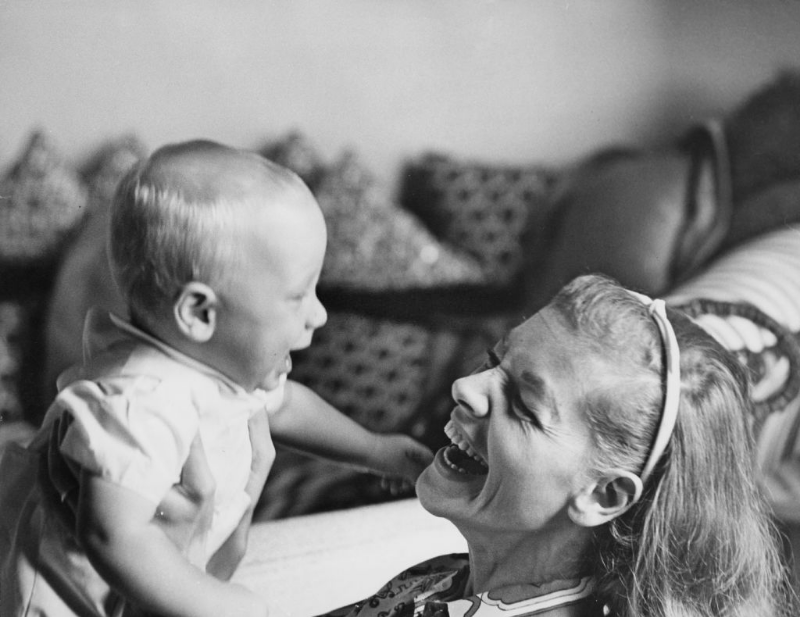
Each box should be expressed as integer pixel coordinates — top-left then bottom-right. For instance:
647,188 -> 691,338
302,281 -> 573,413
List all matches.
417,447 -> 486,513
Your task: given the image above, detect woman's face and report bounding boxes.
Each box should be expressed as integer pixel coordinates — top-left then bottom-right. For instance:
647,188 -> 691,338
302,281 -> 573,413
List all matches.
417,305 -> 605,535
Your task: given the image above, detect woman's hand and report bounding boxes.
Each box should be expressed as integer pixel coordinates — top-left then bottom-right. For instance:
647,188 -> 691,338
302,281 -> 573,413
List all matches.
206,407 -> 275,579
154,433 -> 216,562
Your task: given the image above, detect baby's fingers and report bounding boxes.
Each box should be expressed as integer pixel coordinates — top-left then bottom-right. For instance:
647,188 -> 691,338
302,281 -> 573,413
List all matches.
179,433 -> 216,506
152,434 -> 215,551
380,475 -> 415,497
159,435 -> 215,522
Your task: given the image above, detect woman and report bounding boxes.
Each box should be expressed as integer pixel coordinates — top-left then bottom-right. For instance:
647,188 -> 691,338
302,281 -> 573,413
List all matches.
322,274 -> 796,617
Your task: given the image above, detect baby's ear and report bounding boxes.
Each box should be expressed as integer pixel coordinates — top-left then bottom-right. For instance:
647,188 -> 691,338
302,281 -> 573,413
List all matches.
174,282 -> 218,343
568,470 -> 643,527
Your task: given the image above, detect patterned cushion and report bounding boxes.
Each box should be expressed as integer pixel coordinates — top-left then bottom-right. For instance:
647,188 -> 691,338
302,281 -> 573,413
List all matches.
80,135 -> 148,214
260,131 -> 326,191
315,152 -> 484,291
402,153 -> 555,288
0,132 -> 88,265
0,302 -> 26,423
290,312 -> 435,432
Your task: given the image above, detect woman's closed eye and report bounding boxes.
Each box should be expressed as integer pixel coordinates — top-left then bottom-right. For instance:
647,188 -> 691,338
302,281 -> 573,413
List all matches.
510,391 -> 543,429
484,345 -> 543,429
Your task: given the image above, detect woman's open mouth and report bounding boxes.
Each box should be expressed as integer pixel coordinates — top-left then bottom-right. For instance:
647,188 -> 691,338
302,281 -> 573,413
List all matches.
442,420 -> 488,476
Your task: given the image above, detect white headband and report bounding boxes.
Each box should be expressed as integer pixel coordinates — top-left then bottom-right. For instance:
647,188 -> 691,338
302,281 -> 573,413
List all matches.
628,291 -> 681,483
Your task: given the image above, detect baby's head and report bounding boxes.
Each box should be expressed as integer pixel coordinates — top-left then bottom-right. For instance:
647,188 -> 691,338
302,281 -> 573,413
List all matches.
109,139 -> 328,390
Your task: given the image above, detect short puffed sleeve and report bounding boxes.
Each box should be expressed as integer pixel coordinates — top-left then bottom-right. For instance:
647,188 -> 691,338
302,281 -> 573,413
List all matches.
57,377 -> 200,505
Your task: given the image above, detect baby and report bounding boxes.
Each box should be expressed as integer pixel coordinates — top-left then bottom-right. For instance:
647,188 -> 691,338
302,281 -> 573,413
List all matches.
0,140 -> 432,617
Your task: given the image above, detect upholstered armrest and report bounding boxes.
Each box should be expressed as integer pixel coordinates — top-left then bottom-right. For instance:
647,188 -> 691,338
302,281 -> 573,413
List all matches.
233,498 -> 467,616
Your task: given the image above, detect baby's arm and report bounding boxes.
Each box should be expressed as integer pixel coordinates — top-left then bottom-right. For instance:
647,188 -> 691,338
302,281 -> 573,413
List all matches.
77,469 -> 267,617
268,380 -> 432,484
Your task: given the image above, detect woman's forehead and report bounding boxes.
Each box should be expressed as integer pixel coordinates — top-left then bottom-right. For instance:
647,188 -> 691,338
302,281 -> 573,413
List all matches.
504,311 -> 577,379
508,305 -> 602,351
504,308 -> 612,404
507,307 -> 570,347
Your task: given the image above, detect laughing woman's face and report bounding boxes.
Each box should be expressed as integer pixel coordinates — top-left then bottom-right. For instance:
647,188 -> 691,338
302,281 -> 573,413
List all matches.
417,305 -> 607,536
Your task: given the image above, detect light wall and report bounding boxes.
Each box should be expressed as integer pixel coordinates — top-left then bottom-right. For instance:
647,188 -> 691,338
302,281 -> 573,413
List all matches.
2,1 -> 800,183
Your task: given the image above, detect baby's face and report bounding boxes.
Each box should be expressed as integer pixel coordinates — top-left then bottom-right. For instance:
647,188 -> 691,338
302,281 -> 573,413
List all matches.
209,187 -> 327,391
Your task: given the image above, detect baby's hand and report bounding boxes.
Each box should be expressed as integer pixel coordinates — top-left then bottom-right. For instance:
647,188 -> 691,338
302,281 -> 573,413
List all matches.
372,433 -> 434,495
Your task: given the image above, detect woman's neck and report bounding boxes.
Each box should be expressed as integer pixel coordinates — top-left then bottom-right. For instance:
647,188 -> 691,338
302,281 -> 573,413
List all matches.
460,524 -> 594,597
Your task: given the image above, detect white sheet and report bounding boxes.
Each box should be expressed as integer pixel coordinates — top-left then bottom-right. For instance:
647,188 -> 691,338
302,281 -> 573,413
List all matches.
233,498 -> 467,616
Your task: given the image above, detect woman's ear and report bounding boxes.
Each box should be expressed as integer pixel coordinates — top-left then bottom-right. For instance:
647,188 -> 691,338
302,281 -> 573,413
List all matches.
568,470 -> 643,527
174,282 -> 218,343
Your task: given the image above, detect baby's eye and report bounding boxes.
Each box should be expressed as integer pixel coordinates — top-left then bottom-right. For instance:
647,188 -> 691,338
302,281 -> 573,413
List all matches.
290,288 -> 312,302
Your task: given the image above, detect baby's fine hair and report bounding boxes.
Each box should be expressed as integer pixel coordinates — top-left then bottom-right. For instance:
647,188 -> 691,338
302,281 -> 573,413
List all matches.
551,274 -> 795,617
108,139 -> 307,323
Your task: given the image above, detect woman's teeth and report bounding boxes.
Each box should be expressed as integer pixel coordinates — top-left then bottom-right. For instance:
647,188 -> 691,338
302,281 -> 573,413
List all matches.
443,420 -> 488,475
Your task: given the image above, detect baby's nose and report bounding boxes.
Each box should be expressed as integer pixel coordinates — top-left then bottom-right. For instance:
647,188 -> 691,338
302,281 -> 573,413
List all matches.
309,296 -> 327,329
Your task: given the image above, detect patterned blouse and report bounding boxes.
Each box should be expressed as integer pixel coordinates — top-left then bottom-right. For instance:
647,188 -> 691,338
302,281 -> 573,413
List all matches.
320,553 -> 602,617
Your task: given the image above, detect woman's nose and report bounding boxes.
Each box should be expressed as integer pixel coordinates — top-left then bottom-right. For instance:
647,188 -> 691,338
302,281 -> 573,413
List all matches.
451,373 -> 490,418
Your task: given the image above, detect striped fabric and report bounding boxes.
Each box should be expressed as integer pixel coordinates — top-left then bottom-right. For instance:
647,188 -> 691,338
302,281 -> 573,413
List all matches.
669,227 -> 800,333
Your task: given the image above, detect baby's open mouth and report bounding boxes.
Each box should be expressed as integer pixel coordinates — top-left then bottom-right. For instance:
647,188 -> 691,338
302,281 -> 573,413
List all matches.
443,420 -> 488,476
